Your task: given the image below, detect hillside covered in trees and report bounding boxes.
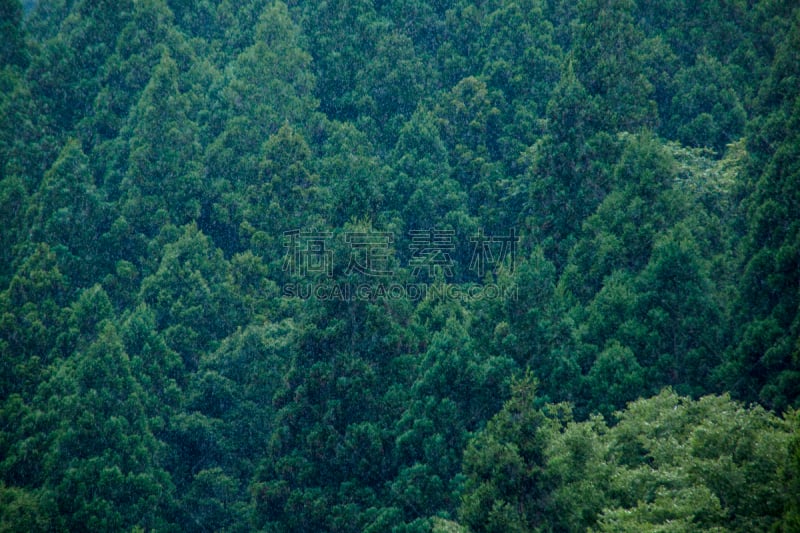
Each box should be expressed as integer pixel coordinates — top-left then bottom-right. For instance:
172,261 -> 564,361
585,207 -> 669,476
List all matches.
1,0 -> 799,531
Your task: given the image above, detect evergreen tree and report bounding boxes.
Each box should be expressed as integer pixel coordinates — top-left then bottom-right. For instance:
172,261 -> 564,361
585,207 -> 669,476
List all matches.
39,322 -> 177,531
120,52 -> 205,235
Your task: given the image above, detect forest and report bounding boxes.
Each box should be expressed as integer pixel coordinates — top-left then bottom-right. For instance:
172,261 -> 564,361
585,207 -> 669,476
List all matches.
0,0 -> 799,531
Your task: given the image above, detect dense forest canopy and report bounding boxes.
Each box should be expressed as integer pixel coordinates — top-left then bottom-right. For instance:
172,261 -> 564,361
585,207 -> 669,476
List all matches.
1,0 -> 799,531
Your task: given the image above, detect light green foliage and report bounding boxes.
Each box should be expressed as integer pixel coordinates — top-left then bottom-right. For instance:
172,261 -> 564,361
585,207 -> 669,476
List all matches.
597,391 -> 791,532
460,388 -> 792,533
0,482 -> 50,533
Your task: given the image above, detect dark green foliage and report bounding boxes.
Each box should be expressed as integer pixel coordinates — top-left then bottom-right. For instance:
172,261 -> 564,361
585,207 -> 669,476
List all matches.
0,0 -> 28,68
355,30 -> 433,143
120,52 -> 205,234
26,140 -> 109,286
572,0 -> 657,131
724,9 -> 800,412
459,373 -> 563,532
666,54 -> 747,152
1,0 -> 799,530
